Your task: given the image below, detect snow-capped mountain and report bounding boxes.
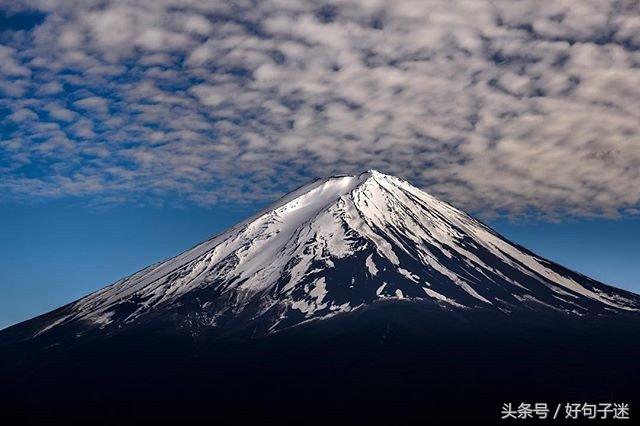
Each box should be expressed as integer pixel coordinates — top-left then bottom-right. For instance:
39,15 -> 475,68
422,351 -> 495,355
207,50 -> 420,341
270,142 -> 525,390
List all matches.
7,170 -> 638,343
2,170 -> 640,424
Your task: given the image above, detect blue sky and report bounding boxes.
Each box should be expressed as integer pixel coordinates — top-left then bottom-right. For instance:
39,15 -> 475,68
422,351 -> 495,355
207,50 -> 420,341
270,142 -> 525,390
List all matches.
0,1 -> 639,328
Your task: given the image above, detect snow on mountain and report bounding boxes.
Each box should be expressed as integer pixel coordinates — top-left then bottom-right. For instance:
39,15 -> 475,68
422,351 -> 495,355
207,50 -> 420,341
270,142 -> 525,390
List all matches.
24,170 -> 640,339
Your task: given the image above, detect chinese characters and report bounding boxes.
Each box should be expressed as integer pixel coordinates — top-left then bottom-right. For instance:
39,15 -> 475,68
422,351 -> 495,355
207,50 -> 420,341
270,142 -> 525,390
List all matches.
501,402 -> 630,420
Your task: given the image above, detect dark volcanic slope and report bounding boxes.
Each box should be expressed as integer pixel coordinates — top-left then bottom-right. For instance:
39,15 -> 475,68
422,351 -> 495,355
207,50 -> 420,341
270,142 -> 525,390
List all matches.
1,304 -> 639,424
1,170 -> 638,424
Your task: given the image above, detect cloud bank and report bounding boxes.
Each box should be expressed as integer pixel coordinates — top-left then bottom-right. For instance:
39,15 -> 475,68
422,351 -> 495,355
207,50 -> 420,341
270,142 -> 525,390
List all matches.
1,0 -> 639,218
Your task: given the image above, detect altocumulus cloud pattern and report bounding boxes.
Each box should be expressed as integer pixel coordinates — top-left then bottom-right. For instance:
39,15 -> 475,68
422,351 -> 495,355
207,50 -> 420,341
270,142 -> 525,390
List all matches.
0,0 -> 639,218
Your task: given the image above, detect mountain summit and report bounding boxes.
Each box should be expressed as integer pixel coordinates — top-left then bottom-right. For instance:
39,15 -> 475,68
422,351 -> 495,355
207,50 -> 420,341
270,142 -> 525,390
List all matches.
2,170 -> 639,423
3,170 -> 639,343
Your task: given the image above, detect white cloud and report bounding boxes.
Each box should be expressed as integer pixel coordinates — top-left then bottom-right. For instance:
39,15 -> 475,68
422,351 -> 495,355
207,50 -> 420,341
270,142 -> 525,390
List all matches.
8,108 -> 37,122
0,0 -> 639,218
44,103 -> 76,121
0,46 -> 31,77
73,96 -> 109,112
181,13 -> 213,35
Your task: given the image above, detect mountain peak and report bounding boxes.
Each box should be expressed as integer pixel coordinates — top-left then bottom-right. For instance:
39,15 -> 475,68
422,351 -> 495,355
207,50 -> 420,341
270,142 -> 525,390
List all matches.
5,171 -> 639,341
364,168 -> 385,177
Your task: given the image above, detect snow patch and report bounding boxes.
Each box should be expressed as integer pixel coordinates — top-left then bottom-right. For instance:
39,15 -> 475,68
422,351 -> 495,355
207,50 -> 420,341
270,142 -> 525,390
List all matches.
398,268 -> 419,283
423,288 -> 465,308
365,254 -> 378,276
